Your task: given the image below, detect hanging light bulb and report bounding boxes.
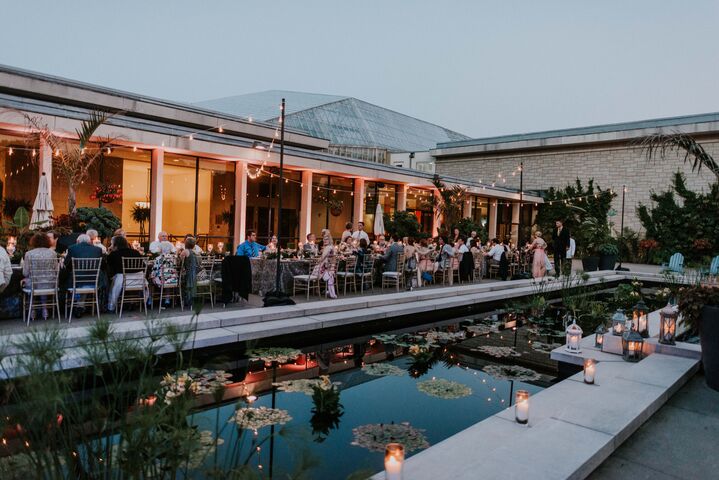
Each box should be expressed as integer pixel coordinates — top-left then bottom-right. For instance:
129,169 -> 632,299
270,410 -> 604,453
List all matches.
32,149 -> 36,157
218,126 -> 224,133
54,148 -> 59,156
133,146 -> 137,152
189,134 -> 194,140
8,147 -> 12,156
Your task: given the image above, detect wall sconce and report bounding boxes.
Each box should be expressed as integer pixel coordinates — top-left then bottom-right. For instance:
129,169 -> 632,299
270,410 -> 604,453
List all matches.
385,443 -> 405,480
515,390 -> 530,424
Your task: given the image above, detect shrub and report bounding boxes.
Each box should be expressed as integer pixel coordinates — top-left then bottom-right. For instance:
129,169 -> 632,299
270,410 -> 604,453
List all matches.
75,207 -> 121,238
383,210 -> 428,239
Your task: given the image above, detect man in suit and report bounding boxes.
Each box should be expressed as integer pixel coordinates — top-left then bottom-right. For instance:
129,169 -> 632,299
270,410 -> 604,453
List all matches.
381,234 -> 404,272
553,219 -> 571,275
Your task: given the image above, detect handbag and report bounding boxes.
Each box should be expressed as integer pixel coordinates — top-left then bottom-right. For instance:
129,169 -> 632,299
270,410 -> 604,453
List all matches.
421,271 -> 433,282
544,254 -> 553,272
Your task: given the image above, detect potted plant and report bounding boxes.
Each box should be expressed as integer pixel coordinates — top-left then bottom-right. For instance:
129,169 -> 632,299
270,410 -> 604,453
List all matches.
598,242 -> 619,270
579,216 -> 609,271
678,284 -> 719,391
327,198 -> 343,217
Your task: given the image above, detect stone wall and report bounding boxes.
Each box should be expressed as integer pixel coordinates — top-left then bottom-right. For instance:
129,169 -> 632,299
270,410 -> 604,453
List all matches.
435,139 -> 719,235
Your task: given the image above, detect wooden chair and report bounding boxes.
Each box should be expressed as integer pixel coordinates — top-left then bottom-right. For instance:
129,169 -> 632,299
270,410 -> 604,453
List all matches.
293,257 -> 321,299
22,257 -> 62,325
661,253 -> 685,275
118,257 -> 149,319
382,253 -> 406,291
452,255 -> 462,285
65,257 -> 102,322
336,256 -> 357,295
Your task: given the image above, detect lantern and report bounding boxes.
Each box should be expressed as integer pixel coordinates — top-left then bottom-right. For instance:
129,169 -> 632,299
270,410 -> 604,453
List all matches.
621,330 -> 644,362
632,300 -> 649,338
611,309 -> 627,336
583,358 -> 596,384
385,443 -> 405,480
659,303 -> 678,345
515,390 -> 530,424
594,324 -> 607,349
565,316 -> 583,354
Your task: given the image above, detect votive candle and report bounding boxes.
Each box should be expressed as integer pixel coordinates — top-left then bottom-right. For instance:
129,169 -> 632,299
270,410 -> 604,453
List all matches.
515,390 -> 530,424
385,443 -> 404,480
583,358 -> 596,385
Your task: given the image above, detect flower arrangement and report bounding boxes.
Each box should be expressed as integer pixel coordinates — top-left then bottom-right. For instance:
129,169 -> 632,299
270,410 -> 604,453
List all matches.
230,406 -> 292,430
483,364 -> 542,382
362,363 -> 406,377
639,239 -> 659,250
416,378 -> 472,399
90,182 -> 123,204
693,238 -> 712,252
247,347 -> 302,364
351,422 -> 429,452
273,376 -> 339,395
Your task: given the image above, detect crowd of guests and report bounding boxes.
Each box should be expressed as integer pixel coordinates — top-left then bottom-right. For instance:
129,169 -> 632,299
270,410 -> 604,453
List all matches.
15,228 -> 215,320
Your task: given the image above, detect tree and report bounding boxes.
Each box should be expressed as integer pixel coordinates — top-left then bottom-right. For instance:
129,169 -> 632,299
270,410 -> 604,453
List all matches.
424,175 -> 467,234
640,132 -> 719,185
383,210 -> 428,239
21,110 -> 117,214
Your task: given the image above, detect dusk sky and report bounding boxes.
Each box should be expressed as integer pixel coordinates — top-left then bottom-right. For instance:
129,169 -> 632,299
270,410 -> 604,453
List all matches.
2,0 -> 718,138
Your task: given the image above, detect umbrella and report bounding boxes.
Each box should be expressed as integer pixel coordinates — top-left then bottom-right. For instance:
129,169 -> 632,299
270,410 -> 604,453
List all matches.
30,172 -> 54,229
374,202 -> 385,236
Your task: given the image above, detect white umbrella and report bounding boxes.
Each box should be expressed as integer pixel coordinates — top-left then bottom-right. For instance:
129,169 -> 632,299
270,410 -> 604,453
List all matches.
30,172 -> 54,229
374,202 -> 385,236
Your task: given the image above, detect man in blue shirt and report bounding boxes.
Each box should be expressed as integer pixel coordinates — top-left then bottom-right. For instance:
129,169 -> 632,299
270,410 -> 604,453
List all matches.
236,230 -> 266,257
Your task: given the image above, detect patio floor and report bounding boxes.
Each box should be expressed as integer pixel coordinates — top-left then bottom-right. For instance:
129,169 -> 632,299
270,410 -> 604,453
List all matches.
589,371 -> 719,479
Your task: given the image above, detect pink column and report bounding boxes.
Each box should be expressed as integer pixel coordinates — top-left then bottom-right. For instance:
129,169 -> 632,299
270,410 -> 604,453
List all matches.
234,161 -> 248,248
299,170 -> 313,242
149,148 -> 164,242
353,178 -> 365,225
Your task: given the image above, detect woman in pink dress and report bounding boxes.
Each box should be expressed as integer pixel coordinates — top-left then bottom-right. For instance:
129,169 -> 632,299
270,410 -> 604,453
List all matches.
530,231 -> 548,279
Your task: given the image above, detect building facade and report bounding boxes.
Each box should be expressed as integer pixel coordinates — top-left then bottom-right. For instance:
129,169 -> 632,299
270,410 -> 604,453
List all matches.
0,65 -> 538,249
432,114 -> 719,234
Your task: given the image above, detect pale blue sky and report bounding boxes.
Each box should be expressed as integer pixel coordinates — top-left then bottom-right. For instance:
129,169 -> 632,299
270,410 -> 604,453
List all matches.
1,0 -> 718,138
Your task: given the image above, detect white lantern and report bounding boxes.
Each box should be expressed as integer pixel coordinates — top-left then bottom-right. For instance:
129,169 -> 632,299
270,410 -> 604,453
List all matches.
565,316 -> 583,353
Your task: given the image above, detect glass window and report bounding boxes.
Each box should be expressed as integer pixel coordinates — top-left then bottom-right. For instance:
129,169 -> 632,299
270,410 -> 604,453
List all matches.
0,133 -> 39,220
407,187 -> 433,234
310,175 -> 354,241
364,181 -> 397,236
471,196 -> 489,228
246,166 -> 301,247
163,153 -> 197,241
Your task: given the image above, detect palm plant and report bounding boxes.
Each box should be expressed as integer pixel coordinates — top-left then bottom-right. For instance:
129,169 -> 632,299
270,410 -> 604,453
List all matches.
424,175 -> 467,234
640,132 -> 719,182
21,110 -> 118,214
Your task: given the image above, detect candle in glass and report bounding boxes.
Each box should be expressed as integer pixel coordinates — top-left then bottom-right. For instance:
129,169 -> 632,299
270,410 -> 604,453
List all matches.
515,390 -> 530,424
384,443 -> 404,480
583,358 -> 596,384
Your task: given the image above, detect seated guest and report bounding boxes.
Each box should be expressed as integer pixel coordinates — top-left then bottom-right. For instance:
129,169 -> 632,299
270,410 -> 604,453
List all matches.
354,238 -> 368,274
265,235 -> 278,254
416,238 -> 436,277
302,233 -> 318,257
22,232 -> 58,320
376,234 -> 387,251
149,231 -> 176,254
381,234 -> 404,272
468,230 -> 479,249
107,229 -> 127,253
338,235 -> 355,255
64,234 -> 103,317
434,236 -> 455,271
341,222 -> 353,243
0,244 -> 12,293
351,221 -> 370,244
236,230 -> 266,257
86,229 -> 107,254
107,235 -> 146,312
315,233 -> 337,298
457,236 -> 473,282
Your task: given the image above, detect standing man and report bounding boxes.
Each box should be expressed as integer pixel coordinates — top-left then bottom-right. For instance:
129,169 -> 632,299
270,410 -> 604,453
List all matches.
553,219 -> 571,275
351,221 -> 370,244
236,230 -> 266,257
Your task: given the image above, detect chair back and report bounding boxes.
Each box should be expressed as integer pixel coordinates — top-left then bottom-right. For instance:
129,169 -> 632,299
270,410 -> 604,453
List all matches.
668,252 -> 684,272
121,257 -> 148,288
155,254 -> 180,285
362,254 -> 375,275
395,253 -> 406,273
28,257 -> 60,290
71,257 -> 101,288
344,256 -> 357,273
710,255 -> 719,276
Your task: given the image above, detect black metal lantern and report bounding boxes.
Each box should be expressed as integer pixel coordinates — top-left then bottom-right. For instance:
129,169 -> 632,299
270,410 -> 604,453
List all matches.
622,330 -> 644,362
611,309 -> 627,336
632,300 -> 649,338
659,303 -> 678,345
594,324 -> 607,349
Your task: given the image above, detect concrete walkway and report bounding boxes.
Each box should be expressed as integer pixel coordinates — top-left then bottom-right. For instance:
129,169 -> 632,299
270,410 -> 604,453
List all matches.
589,372 -> 719,480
